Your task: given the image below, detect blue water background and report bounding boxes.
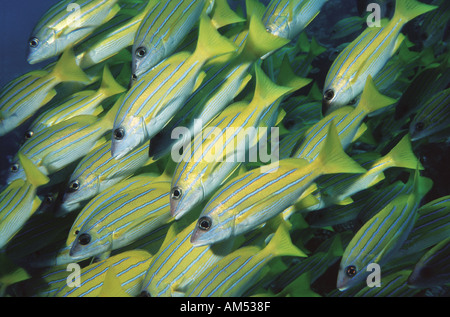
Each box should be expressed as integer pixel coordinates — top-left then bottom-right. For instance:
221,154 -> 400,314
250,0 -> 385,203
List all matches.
0,0 -> 61,180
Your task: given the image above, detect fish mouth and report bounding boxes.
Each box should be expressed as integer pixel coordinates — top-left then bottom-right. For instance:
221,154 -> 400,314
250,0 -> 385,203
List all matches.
336,280 -> 349,291
69,243 -> 83,258
57,201 -> 80,217
190,228 -> 205,247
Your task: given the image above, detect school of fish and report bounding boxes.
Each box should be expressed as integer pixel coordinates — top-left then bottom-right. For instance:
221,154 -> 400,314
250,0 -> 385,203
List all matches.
0,0 -> 449,297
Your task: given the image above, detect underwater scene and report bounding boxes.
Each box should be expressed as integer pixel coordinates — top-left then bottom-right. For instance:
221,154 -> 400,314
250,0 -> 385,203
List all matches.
0,0 -> 448,298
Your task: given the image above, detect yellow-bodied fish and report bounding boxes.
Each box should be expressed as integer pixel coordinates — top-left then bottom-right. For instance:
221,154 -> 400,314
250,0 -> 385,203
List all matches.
0,49 -> 91,136
190,123 -> 365,247
27,0 -> 121,64
111,14 -> 237,159
0,154 -> 49,249
322,0 -> 437,114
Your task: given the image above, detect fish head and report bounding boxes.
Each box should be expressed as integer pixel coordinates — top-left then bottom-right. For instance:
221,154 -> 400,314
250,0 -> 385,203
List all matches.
336,259 -> 365,291
190,207 -> 234,247
65,224 -> 85,252
6,159 -> 27,184
27,27 -> 58,65
170,179 -> 205,220
69,225 -> 112,260
131,43 -> 165,82
60,175 -> 100,215
409,118 -> 428,141
111,115 -> 147,159
264,16 -> 290,39
322,81 -> 354,115
0,115 -> 19,137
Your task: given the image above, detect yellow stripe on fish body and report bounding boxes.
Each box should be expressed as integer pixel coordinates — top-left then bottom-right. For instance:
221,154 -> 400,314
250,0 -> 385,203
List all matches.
111,14 -> 237,159
0,49 -> 91,136
318,134 -> 423,208
63,174 -> 162,249
322,0 -> 437,114
262,0 -> 328,40
184,220 -> 305,297
27,65 -> 126,136
190,122 -> 365,247
132,0 -> 209,78
27,0 -> 121,64
54,250 -> 152,297
410,87 -> 450,142
140,218 -> 234,297
336,168 -> 433,291
6,113 -> 112,184
148,15 -> 294,161
76,1 -> 156,69
0,153 -> 49,249
69,180 -> 172,260
60,140 -> 154,214
396,194 -> 450,258
293,76 -> 396,161
170,64 -> 295,220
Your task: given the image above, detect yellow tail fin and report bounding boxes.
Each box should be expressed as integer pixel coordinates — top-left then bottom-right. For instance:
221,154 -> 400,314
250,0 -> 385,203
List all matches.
18,153 -> 49,187
250,64 -> 294,111
265,220 -> 307,258
97,65 -> 127,99
240,14 -> 290,61
384,134 -> 423,170
394,0 -> 438,24
194,14 -> 238,62
313,122 -> 366,175
356,76 -> 397,115
51,49 -> 91,84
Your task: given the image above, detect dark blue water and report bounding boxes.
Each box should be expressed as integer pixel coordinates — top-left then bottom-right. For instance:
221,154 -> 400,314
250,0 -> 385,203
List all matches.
0,0 -> 61,89
0,0 -> 61,180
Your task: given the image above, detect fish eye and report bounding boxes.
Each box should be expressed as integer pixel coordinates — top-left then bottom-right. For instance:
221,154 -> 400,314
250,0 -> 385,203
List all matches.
131,74 -> 138,81
29,37 -> 39,48
10,164 -> 19,173
24,130 -> 34,140
135,47 -> 147,58
78,233 -> 91,246
415,122 -> 425,132
345,265 -> 357,277
171,187 -> 182,200
113,128 -> 125,140
324,89 -> 335,101
68,180 -> 80,193
197,216 -> 212,231
44,195 -> 53,204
